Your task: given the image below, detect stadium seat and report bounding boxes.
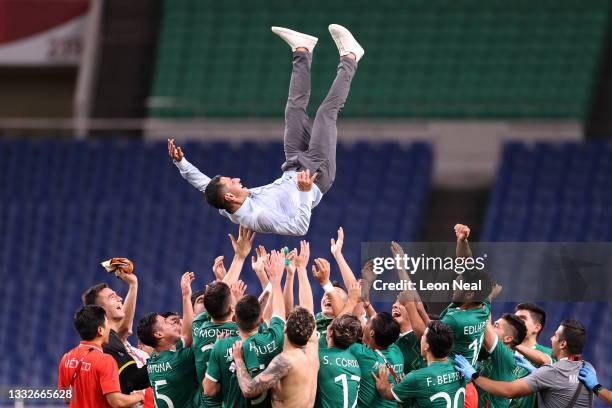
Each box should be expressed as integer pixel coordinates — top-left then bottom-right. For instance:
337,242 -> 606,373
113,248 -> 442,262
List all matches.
149,0 -> 609,119
0,138 -> 432,386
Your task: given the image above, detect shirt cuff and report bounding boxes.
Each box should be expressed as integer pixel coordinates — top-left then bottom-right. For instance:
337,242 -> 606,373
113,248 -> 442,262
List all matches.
390,386 -> 403,402
298,190 -> 313,205
205,373 -> 218,383
174,157 -> 191,171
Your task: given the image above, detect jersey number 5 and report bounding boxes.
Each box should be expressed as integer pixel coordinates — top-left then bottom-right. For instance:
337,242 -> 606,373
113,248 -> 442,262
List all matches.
154,379 -> 174,408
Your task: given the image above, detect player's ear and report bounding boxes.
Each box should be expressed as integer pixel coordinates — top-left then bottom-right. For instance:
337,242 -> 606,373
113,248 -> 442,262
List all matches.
224,192 -> 236,202
534,322 -> 542,334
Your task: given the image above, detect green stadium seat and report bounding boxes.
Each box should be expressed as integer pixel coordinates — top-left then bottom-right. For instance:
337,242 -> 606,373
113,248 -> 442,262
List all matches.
149,0 -> 610,119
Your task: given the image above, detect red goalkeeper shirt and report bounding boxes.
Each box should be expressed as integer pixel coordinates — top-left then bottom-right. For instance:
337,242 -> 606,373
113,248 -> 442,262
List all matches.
58,341 -> 121,408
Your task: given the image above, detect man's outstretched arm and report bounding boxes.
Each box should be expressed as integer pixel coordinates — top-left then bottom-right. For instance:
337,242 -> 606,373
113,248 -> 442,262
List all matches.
168,138 -> 211,193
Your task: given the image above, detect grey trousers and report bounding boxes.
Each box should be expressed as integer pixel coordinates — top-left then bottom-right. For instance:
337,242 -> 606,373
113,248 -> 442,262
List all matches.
281,51 -> 358,194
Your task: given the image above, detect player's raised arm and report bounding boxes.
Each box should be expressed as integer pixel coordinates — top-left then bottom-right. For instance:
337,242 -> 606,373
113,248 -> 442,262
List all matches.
338,281 -> 362,318
251,245 -> 270,290
330,227 -> 358,288
265,250 -> 286,321
312,251 -> 344,317
168,138 -> 211,193
114,258 -> 138,342
455,223 -> 473,258
211,255 -> 226,281
284,248 -> 297,317
222,225 -> 255,285
180,271 -> 195,347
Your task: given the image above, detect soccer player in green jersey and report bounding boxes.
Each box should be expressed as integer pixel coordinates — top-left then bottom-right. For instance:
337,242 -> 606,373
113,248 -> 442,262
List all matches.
341,282 -> 404,408
393,301 -> 425,374
205,249 -> 287,407
511,303 -> 554,408
233,246 -> 323,408
315,314 -> 362,408
373,320 -> 467,407
514,303 -> 554,366
193,281 -> 240,407
478,314 -> 527,408
137,272 -> 199,408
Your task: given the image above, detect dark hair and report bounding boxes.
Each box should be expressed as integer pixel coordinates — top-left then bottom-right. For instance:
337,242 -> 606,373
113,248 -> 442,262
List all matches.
235,295 -> 261,331
74,305 -> 107,341
458,269 -> 493,303
501,313 -> 527,347
204,175 -> 229,210
161,311 -> 179,319
371,312 -> 400,348
286,307 -> 316,347
191,289 -> 206,307
516,303 -> 547,335
137,313 -> 161,348
330,314 -> 362,349
426,320 -> 454,358
82,283 -> 108,306
559,319 -> 586,355
203,282 -> 232,320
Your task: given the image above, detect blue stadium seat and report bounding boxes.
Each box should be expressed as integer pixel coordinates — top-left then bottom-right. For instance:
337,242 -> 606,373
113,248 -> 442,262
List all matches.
0,138 -> 432,386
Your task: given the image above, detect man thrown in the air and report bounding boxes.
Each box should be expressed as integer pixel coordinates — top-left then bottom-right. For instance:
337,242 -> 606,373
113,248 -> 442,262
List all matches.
168,24 -> 364,236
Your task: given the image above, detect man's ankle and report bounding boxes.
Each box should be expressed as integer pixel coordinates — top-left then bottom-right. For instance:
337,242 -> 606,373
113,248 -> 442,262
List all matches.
295,47 -> 309,53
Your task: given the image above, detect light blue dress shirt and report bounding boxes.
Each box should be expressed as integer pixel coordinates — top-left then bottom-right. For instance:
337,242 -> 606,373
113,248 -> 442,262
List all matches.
175,158 -> 322,236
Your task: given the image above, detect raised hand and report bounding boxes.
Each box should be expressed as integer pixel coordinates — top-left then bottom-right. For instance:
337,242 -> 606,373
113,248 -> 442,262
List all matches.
311,258 -> 331,286
294,240 -> 310,269
212,255 -> 227,281
390,241 -> 406,259
265,250 -> 285,285
285,248 -> 297,276
251,245 -> 269,274
330,227 -> 344,256
167,138 -> 185,162
347,281 -> 362,304
180,271 -> 195,297
229,225 -> 256,259
230,280 -> 247,302
454,224 -> 470,242
114,258 -> 137,286
297,169 -> 318,192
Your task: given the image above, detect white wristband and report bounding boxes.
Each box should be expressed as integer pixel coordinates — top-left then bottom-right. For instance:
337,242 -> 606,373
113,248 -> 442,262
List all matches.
258,283 -> 272,302
322,282 -> 334,293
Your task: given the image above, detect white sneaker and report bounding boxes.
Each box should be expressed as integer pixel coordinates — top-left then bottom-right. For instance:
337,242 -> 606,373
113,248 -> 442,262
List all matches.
271,26 -> 318,53
328,24 -> 364,62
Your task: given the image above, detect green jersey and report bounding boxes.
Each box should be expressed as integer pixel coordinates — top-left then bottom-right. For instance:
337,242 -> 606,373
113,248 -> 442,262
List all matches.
315,346 -> 361,408
147,338 -> 199,408
396,331 -> 424,374
205,316 -> 286,408
478,338 -> 518,408
440,300 -> 491,368
192,312 -> 239,407
349,342 -> 404,408
391,360 -> 467,407
316,312 -> 334,349
509,343 -> 554,408
205,336 -> 246,408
